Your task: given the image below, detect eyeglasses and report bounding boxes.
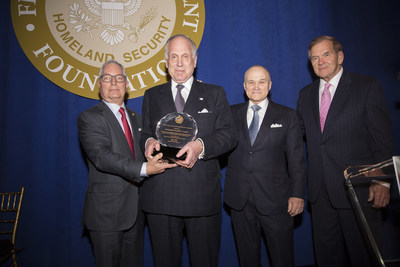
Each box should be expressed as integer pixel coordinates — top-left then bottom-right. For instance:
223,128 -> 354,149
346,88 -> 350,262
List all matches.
100,74 -> 127,83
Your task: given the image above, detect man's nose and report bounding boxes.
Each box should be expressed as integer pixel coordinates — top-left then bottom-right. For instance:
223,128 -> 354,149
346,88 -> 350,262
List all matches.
111,76 -> 117,85
177,57 -> 184,66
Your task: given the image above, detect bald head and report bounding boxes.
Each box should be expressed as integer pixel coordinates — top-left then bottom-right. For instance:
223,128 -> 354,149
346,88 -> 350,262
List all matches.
243,65 -> 272,105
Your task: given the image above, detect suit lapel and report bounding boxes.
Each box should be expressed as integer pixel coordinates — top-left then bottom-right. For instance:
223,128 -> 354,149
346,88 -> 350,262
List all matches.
184,81 -> 207,115
310,81 -> 321,132
127,108 -> 143,160
98,102 -> 123,136
98,101 -> 134,158
253,101 -> 277,146
160,80 -> 208,115
127,110 -> 140,139
157,81 -> 177,114
236,102 -> 251,145
323,70 -> 351,132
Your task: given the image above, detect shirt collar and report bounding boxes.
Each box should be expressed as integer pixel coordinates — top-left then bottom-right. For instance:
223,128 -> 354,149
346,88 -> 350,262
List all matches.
171,76 -> 194,91
102,100 -> 126,115
320,67 -> 343,89
248,97 -> 269,111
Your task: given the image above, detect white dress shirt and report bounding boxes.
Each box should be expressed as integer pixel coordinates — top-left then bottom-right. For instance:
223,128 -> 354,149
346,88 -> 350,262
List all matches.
318,67 -> 343,109
103,100 -> 133,133
171,77 -> 194,102
247,98 -> 269,130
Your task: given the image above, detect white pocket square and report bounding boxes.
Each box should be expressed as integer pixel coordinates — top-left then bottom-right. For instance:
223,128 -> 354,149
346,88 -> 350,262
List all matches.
198,108 -> 210,113
270,123 -> 282,128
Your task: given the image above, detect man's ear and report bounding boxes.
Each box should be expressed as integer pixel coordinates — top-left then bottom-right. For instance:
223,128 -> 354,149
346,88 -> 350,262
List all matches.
338,51 -> 344,65
165,58 -> 169,69
193,55 -> 198,68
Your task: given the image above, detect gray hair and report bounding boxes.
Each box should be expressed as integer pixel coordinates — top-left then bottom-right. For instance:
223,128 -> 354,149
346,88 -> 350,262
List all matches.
308,35 -> 343,59
98,60 -> 127,77
164,34 -> 197,60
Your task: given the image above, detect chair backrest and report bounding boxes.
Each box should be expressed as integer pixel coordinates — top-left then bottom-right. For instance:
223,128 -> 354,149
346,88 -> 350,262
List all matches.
0,187 -> 24,245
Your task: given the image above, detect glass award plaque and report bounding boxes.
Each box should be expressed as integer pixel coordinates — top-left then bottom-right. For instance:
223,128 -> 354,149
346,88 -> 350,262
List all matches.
153,112 -> 198,163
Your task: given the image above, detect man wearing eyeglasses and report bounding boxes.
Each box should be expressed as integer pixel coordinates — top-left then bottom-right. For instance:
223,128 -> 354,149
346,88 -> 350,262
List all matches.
78,60 -> 176,267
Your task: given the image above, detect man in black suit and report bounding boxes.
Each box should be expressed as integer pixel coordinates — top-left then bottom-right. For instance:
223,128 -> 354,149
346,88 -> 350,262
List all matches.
78,60 -> 175,267
297,36 -> 394,267
140,34 -> 237,267
224,65 -> 306,267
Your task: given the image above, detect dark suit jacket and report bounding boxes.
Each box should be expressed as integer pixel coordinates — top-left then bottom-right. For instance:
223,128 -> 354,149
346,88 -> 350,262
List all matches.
224,100 -> 305,214
78,101 -> 145,231
140,80 -> 237,217
297,69 -> 393,208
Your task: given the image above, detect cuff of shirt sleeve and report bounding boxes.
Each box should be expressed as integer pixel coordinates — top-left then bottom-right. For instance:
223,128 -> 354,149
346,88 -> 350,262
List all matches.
372,180 -> 390,188
140,162 -> 148,177
197,138 -> 205,159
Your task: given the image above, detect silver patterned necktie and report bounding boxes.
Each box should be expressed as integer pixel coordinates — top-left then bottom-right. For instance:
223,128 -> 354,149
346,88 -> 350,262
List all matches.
175,84 -> 185,113
249,105 -> 261,145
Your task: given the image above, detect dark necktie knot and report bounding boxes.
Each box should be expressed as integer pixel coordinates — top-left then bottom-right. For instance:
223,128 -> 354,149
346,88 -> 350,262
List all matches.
175,84 -> 185,113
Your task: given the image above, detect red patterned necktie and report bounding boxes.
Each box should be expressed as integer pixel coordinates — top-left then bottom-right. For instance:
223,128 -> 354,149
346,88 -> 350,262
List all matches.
119,107 -> 135,158
320,82 -> 332,132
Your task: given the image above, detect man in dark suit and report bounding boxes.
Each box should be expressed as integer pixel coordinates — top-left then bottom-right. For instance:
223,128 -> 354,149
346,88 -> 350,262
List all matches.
78,60 -> 175,267
224,65 -> 306,267
140,34 -> 237,267
296,36 -> 394,267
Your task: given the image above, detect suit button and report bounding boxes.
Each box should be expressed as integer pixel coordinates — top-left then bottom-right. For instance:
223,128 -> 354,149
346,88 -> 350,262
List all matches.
249,151 -> 253,155
249,170 -> 252,174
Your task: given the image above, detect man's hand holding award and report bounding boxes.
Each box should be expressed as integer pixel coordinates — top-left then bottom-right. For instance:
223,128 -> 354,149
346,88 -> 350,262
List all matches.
147,112 -> 199,167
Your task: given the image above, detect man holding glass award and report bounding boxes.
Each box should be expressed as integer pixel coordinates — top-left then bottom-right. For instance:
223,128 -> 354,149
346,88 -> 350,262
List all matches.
140,34 -> 237,267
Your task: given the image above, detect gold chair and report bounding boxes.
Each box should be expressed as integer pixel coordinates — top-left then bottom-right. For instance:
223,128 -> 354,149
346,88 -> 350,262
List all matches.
0,187 -> 24,267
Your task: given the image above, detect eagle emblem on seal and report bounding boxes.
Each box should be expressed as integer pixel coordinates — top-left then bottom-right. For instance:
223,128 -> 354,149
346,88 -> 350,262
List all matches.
68,0 -> 157,45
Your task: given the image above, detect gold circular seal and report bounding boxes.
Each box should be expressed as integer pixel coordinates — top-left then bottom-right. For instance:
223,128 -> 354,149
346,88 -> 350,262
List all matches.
175,115 -> 184,124
11,0 -> 205,99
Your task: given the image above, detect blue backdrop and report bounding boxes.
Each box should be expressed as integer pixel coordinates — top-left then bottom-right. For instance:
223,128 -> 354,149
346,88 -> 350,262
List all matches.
1,0 -> 399,266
